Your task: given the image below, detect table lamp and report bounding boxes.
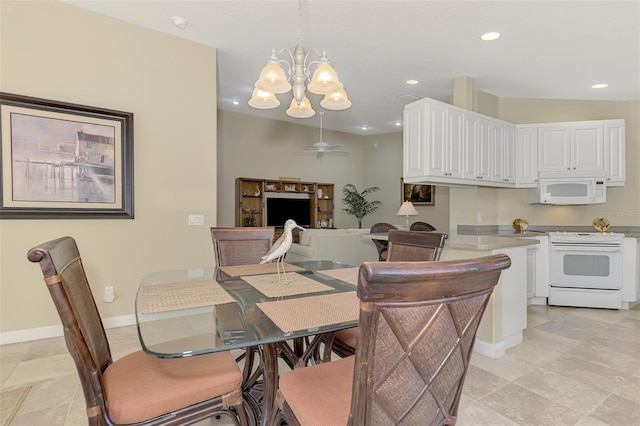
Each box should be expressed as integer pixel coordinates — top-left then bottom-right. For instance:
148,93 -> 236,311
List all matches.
397,201 -> 418,229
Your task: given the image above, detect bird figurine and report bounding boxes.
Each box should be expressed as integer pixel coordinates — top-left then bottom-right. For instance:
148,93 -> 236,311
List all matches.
260,219 -> 305,283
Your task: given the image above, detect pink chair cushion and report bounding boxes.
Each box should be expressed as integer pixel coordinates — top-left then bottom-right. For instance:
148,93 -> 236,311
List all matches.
334,328 -> 358,348
103,350 -> 242,424
279,355 -> 355,425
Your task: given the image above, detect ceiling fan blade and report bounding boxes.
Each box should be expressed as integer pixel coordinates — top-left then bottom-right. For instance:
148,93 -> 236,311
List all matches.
316,151 -> 324,159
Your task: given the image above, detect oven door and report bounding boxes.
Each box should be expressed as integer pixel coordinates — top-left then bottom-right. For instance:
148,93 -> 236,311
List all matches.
550,243 -> 623,289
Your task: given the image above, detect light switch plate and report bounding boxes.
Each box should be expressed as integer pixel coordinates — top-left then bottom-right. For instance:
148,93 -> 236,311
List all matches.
188,214 -> 205,226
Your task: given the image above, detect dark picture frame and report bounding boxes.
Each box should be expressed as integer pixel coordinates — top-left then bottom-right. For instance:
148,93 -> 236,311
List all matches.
401,178 -> 435,206
0,93 -> 133,219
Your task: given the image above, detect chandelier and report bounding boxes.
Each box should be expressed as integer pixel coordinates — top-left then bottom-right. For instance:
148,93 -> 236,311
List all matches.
248,3 -> 351,118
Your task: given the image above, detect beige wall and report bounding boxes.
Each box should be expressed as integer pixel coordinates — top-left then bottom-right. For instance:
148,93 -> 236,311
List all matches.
217,110 -> 451,231
0,1 -> 218,334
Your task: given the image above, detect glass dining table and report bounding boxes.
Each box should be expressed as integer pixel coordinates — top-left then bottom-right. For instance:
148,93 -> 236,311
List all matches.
135,260 -> 360,425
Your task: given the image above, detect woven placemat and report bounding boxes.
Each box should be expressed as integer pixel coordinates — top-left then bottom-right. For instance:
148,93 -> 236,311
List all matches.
317,267 -> 359,286
257,291 -> 359,332
241,272 -> 333,298
141,280 -> 235,314
220,262 -> 303,277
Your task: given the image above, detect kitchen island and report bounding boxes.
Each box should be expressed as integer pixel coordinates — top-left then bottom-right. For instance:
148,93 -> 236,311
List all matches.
440,234 -> 539,359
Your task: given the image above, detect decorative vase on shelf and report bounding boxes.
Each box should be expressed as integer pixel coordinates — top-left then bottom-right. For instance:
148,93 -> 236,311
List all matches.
317,189 -> 323,199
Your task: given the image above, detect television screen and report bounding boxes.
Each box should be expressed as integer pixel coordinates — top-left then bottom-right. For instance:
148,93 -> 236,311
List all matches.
266,198 -> 311,227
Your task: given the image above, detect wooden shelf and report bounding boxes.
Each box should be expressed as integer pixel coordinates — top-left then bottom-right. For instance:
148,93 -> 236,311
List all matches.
236,177 -> 334,233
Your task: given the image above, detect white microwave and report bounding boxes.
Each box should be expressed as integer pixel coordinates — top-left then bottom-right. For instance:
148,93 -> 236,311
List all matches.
528,177 -> 606,205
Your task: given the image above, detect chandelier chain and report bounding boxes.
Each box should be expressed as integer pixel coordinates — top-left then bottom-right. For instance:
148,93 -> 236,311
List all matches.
297,0 -> 303,44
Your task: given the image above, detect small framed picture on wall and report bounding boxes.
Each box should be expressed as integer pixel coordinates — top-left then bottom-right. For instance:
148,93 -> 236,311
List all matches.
401,178 -> 435,206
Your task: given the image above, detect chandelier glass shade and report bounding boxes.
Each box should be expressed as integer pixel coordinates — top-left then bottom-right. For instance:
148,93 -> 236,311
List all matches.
249,44 -> 350,118
248,88 -> 281,109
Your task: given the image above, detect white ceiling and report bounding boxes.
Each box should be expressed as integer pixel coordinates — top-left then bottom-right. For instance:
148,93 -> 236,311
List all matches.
62,0 -> 640,135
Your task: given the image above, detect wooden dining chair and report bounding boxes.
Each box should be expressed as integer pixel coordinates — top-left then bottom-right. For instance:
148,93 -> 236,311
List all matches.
331,229 -> 449,358
272,254 -> 511,426
210,226 -> 275,392
369,222 -> 397,261
409,221 -> 437,231
27,236 -> 249,426
210,226 -> 275,266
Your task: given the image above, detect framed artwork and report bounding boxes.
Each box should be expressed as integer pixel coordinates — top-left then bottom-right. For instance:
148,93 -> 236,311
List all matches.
0,93 -> 134,219
401,178 -> 435,206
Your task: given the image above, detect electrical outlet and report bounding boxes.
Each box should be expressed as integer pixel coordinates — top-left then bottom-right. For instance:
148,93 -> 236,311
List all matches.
188,214 -> 205,226
103,286 -> 115,303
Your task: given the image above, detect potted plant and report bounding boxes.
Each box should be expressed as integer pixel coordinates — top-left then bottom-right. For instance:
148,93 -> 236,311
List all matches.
244,215 -> 256,227
341,184 -> 381,229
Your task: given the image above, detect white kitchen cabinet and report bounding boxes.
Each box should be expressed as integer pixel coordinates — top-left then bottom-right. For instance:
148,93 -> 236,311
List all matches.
403,97 -> 463,184
515,126 -> 538,186
403,102 -> 427,179
491,121 -> 517,185
526,245 -> 536,300
538,122 -> 604,174
403,97 -> 624,189
425,102 -> 463,179
462,113 -> 491,182
533,236 -> 549,303
604,119 -> 626,186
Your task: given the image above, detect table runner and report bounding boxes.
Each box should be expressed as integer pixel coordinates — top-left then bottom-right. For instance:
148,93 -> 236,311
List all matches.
241,272 -> 333,298
219,262 -> 303,277
317,267 -> 359,286
141,280 -> 235,314
257,291 -> 359,332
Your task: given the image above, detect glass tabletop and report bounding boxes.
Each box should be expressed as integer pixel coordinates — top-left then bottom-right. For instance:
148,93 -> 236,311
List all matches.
135,260 -> 358,358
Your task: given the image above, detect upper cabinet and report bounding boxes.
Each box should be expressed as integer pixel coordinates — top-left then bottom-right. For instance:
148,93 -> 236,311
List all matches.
403,97 -> 535,188
402,97 -> 626,188
538,122 -> 604,174
604,120 -> 626,186
403,99 -> 462,181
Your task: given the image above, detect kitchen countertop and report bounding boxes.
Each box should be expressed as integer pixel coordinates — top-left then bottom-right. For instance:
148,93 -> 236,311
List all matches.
457,225 -> 640,239
446,234 -> 539,250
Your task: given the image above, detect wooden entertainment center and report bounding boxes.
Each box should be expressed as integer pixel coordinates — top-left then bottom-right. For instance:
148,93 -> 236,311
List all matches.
236,177 -> 335,239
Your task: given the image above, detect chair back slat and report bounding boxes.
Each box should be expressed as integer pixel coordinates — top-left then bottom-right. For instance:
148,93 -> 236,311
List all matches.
386,229 -> 448,262
210,227 -> 274,266
350,254 -> 511,425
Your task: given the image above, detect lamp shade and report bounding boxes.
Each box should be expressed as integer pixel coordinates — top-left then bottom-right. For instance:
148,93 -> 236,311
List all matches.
307,61 -> 343,95
255,60 -> 291,94
286,96 -> 315,118
248,88 -> 280,109
396,201 -> 418,217
320,88 -> 352,110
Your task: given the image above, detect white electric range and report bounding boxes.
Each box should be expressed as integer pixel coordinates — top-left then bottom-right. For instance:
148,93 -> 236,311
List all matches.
548,231 -> 625,309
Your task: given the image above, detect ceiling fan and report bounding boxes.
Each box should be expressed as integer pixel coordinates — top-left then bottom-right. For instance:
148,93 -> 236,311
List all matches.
303,112 -> 349,159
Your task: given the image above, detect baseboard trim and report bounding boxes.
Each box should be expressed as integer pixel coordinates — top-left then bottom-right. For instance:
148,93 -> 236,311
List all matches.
473,339 -> 506,359
0,314 -> 136,345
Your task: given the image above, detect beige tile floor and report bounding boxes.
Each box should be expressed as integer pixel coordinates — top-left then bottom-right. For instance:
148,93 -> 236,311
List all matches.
1,304 -> 638,425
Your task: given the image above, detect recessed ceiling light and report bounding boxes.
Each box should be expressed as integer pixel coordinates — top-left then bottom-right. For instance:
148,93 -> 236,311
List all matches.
406,79 -> 419,85
360,125 -> 369,131
480,32 -> 501,41
172,16 -> 187,29
232,100 -> 240,105
394,121 -> 402,127
592,83 -> 608,89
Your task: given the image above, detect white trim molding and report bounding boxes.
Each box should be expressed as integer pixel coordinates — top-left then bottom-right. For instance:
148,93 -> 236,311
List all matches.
0,314 -> 136,345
